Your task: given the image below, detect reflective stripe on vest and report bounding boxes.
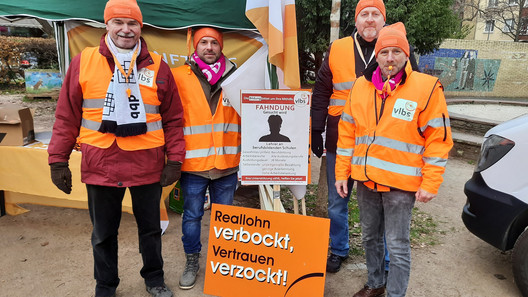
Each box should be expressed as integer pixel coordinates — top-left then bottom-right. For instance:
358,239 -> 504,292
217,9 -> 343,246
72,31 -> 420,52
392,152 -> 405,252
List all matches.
337,147 -> 353,157
183,122 -> 241,135
82,98 -> 160,114
340,111 -> 354,124
352,156 -> 422,177
328,37 -> 357,116
356,135 -> 425,155
172,65 -> 241,172
420,117 -> 450,133
423,156 -> 448,167
82,118 -> 162,132
78,46 -> 164,151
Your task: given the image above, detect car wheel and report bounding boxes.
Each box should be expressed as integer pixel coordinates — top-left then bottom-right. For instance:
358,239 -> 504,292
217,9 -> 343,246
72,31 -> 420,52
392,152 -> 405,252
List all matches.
513,228 -> 528,296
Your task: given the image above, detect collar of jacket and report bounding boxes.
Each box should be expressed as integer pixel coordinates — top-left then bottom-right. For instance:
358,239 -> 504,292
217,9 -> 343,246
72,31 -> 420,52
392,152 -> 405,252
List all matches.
355,31 -> 377,49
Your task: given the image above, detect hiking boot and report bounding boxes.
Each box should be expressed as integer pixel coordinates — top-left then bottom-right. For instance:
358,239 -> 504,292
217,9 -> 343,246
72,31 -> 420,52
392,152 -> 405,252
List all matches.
326,253 -> 348,273
179,253 -> 200,290
353,285 -> 385,297
146,283 -> 173,297
147,284 -> 173,297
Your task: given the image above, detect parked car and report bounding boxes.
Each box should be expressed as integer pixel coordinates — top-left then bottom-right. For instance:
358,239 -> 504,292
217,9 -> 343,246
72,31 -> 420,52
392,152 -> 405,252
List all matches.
462,113 -> 528,296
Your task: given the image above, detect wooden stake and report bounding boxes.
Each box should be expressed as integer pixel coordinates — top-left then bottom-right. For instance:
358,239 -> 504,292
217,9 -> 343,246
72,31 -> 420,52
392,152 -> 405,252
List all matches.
273,184 -> 281,212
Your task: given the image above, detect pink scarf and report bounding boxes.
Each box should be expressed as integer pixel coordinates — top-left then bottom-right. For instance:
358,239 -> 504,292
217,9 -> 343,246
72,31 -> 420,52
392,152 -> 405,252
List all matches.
372,66 -> 404,99
192,52 -> 226,85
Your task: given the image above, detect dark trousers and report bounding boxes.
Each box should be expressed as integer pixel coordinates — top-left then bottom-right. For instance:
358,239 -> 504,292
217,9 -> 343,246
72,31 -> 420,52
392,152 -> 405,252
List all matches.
87,183 -> 164,296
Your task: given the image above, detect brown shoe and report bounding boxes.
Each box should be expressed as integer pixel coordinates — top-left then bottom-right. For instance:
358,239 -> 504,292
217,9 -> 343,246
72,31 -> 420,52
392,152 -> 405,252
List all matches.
353,285 -> 385,297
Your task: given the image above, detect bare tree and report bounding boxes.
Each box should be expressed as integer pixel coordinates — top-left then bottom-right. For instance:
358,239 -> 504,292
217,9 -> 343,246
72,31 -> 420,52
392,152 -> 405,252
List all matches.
464,0 -> 527,41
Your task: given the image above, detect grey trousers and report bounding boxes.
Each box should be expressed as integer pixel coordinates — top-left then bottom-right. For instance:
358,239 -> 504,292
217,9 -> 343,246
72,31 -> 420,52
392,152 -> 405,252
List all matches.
356,182 -> 415,297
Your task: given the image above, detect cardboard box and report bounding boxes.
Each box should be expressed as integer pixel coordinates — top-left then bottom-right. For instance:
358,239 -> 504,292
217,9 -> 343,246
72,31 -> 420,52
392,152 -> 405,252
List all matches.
0,104 -> 35,146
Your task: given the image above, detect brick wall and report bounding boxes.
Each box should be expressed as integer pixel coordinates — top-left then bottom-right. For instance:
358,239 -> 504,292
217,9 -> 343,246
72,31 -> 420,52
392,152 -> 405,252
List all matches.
418,39 -> 528,98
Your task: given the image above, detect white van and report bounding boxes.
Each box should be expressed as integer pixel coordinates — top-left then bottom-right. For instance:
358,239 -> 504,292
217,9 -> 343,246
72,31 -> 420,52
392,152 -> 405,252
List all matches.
462,113 -> 528,295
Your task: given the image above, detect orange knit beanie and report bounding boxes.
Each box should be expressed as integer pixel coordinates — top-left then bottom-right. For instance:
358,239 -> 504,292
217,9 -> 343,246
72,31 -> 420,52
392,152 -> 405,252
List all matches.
193,27 -> 223,50
104,0 -> 143,27
375,22 -> 410,57
355,0 -> 386,21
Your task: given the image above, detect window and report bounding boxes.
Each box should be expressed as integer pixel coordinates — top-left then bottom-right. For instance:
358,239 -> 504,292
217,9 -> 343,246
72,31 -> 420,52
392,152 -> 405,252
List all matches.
485,20 -> 495,33
521,18 -> 528,35
509,0 -> 519,5
504,19 -> 514,32
488,0 -> 498,7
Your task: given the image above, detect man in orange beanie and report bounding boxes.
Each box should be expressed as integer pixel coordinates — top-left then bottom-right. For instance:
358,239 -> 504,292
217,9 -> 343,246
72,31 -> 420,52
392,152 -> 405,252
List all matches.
335,22 -> 453,297
48,0 -> 184,296
311,0 -> 420,275
171,26 -> 239,291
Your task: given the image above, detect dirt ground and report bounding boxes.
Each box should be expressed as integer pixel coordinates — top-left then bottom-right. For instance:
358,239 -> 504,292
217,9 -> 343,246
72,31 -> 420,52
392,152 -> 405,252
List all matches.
0,94 -> 523,296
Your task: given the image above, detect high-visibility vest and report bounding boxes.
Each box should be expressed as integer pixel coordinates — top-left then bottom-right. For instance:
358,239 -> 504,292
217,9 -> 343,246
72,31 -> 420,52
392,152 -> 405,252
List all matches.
78,46 -> 164,151
336,70 -> 453,194
328,36 -> 357,117
171,66 -> 241,172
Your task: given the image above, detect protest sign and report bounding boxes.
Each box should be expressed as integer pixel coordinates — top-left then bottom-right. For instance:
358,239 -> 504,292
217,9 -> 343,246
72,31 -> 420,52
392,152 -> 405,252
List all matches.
240,90 -> 311,185
204,204 -> 329,297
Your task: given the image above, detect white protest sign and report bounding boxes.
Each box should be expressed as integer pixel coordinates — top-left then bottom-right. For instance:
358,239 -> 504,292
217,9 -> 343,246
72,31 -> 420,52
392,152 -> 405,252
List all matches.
240,90 -> 311,185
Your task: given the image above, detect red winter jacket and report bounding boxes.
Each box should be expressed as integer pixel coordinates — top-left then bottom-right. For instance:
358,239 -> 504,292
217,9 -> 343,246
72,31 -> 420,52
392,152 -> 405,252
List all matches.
48,35 -> 185,187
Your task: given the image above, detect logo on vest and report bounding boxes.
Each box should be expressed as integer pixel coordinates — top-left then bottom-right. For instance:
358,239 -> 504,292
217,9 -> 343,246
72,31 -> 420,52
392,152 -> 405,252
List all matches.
222,97 -> 232,107
138,68 -> 154,88
392,98 -> 417,122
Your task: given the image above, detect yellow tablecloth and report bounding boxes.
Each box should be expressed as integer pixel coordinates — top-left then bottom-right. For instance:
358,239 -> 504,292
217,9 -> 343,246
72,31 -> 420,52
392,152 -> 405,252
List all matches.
0,141 -> 173,223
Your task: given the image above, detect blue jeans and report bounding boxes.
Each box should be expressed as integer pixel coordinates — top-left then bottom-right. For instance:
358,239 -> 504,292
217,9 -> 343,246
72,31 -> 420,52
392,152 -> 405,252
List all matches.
326,151 -> 353,257
180,172 -> 238,254
87,183 -> 164,297
356,182 -> 415,297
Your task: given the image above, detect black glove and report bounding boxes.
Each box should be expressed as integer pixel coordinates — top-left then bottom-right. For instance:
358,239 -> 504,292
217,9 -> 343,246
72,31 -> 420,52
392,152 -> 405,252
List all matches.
50,162 -> 72,194
311,130 -> 324,158
160,160 -> 182,187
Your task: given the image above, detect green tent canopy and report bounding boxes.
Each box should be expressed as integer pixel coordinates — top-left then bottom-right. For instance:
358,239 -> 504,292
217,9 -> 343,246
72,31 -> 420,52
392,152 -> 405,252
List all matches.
0,0 -> 259,75
0,0 -> 256,30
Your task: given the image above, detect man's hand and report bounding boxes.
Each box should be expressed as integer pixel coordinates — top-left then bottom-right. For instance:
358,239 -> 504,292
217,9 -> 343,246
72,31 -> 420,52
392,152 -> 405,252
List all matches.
50,162 -> 72,194
416,188 -> 436,203
160,160 -> 182,187
311,130 -> 324,158
335,180 -> 349,198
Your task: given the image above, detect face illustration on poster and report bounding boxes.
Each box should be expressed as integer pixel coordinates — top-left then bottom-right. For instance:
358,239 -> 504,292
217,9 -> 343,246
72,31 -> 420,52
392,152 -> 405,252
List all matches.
259,115 -> 291,143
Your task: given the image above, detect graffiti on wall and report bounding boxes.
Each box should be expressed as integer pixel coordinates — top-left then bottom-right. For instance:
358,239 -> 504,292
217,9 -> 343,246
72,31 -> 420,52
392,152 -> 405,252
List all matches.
24,69 -> 63,94
419,49 -> 501,92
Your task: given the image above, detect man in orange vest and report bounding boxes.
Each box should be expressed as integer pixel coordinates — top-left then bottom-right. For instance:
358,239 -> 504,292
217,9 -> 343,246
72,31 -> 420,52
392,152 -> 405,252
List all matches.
47,0 -> 185,296
335,23 -> 453,297
311,0 -> 419,274
171,27 -> 240,291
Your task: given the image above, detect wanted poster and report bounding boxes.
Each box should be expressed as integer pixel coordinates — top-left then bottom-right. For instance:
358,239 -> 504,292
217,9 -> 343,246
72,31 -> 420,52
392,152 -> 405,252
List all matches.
240,90 -> 311,185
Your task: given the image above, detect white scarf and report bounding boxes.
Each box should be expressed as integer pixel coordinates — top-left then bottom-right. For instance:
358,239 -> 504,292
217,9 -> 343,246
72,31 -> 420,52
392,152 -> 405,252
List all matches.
99,35 -> 147,137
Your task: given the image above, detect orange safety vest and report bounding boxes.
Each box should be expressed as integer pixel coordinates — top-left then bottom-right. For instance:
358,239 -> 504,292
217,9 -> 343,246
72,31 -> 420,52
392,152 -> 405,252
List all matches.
328,36 -> 357,117
78,46 -> 164,151
336,70 -> 453,194
171,66 -> 241,172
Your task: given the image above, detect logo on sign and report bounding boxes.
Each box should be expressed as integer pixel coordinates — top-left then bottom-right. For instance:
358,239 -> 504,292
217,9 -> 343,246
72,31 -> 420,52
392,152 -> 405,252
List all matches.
294,92 -> 310,107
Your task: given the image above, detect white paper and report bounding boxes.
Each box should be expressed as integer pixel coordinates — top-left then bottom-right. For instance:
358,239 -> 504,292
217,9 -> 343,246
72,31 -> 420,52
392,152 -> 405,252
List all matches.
221,44 -> 269,115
